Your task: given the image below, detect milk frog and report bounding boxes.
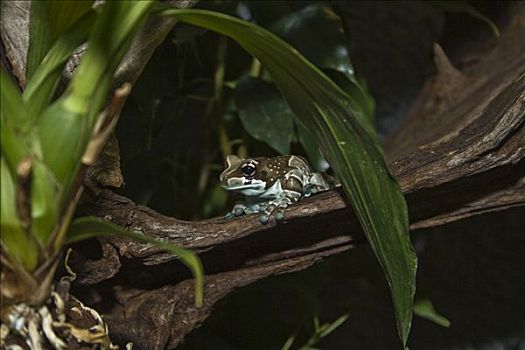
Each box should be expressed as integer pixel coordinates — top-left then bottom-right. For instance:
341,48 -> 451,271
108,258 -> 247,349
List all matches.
220,155 -> 331,224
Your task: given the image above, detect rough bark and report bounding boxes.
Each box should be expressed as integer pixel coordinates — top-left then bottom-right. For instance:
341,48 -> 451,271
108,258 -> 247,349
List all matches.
2,2 -> 524,349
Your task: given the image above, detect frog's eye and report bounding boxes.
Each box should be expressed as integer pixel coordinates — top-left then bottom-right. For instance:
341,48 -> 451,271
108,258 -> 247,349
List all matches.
241,162 -> 257,178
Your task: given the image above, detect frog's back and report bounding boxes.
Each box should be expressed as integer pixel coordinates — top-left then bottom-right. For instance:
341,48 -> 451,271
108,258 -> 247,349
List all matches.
254,155 -> 310,170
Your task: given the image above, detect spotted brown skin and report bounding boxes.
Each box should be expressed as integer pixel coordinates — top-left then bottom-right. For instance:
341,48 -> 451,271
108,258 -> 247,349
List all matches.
220,155 -> 331,224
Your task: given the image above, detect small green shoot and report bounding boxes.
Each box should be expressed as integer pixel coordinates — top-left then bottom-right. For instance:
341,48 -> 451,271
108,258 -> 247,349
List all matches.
414,298 -> 451,328
281,314 -> 349,350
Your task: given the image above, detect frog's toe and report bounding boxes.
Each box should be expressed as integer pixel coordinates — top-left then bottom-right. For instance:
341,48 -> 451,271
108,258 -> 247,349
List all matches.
275,210 -> 285,221
258,203 -> 268,211
232,205 -> 245,216
259,204 -> 278,224
224,212 -> 235,219
259,213 -> 270,224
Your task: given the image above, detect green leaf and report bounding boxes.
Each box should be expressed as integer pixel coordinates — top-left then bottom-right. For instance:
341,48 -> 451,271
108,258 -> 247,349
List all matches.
414,298 -> 451,328
267,4 -> 355,82
317,314 -> 349,339
27,0 -> 94,81
37,1 -> 154,190
280,334 -> 296,350
295,121 -> 329,172
0,157 -> 39,271
37,101 -> 87,186
324,69 -> 375,124
64,1 -> 155,127
334,2 -> 445,128
283,314 -> 349,350
234,76 -> 294,155
157,8 -> 417,346
30,160 -> 61,245
234,75 -> 330,170
0,69 -> 31,172
25,1 -> 154,252
257,4 -> 376,122
66,216 -> 204,306
24,9 -> 97,119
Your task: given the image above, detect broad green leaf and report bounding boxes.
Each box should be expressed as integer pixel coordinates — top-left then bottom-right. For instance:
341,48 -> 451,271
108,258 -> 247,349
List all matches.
24,10 -> 97,119
414,298 -> 451,328
66,216 -> 204,306
0,69 -> 31,172
157,8 -> 417,346
0,158 -> 39,271
234,76 -> 294,155
26,0 -> 94,81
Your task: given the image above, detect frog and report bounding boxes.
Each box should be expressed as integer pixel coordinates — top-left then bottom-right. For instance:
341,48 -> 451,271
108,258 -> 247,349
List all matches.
220,154 -> 332,224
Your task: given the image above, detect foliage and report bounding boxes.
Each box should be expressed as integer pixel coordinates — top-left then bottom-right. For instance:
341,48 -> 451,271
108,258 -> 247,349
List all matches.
157,7 -> 416,346
0,0 -> 203,310
235,76 -> 295,155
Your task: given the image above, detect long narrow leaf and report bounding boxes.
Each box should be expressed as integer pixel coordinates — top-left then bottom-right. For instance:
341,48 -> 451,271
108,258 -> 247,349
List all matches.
66,216 -> 203,306
0,158 -> 39,271
26,0 -> 94,81
157,8 -> 417,346
30,160 -> 61,246
0,69 -> 31,172
24,10 -> 97,119
66,1 -> 155,127
413,298 -> 451,328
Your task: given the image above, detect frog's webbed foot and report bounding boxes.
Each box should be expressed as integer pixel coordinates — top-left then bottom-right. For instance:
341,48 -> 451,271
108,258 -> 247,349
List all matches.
226,196 -> 297,224
225,202 -> 248,219
275,209 -> 286,221
225,202 -> 262,220
259,197 -> 293,224
259,203 -> 278,224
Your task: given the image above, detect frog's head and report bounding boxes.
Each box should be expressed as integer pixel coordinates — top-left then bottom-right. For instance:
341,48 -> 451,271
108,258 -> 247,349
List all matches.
220,155 -> 267,196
